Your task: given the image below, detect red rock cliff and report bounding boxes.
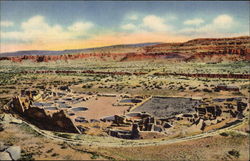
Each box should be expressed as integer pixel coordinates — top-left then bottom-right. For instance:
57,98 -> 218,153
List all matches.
0,36 -> 249,62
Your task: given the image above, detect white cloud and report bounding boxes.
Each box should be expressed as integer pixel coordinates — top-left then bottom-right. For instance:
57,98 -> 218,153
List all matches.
180,14 -> 234,34
68,22 -> 93,33
1,15 -> 94,42
184,18 -> 204,25
121,14 -> 172,32
0,21 -> 14,27
21,15 -> 47,31
143,15 -> 171,32
213,14 -> 233,28
121,23 -> 136,30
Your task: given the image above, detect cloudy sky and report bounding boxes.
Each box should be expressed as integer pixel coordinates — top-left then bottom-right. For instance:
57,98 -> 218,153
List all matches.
0,1 -> 249,53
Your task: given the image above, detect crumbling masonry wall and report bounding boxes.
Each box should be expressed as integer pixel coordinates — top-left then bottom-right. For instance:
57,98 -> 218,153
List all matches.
11,96 -> 81,134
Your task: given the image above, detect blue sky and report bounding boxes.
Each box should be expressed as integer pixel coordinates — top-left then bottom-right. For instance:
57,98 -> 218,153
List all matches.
0,1 -> 249,52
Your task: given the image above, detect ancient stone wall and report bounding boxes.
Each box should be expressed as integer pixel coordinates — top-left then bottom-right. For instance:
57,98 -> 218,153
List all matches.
195,98 -> 248,121
11,96 -> 81,134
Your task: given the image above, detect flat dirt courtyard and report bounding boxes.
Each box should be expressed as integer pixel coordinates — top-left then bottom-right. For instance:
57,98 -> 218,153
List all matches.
69,96 -> 130,120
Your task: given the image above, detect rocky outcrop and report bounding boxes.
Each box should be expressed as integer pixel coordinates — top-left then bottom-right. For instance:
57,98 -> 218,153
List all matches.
0,143 -> 21,161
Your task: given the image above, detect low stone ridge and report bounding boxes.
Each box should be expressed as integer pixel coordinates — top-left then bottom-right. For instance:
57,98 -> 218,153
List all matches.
16,70 -> 250,80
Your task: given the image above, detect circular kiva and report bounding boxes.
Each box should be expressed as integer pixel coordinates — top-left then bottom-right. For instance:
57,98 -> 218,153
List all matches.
58,104 -> 71,109
67,112 -> 75,116
120,99 -> 142,103
75,116 -> 88,123
70,107 -> 88,112
44,107 -> 58,110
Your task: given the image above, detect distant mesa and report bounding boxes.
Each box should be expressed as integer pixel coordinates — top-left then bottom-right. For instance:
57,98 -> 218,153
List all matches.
0,36 -> 249,62
0,42 -> 162,57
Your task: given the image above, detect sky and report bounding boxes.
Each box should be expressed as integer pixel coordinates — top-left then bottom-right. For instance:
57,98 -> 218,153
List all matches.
0,1 -> 249,53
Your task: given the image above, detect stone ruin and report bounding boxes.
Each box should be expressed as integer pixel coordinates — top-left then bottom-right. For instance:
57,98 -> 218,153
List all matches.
109,113 -> 173,139
108,129 -> 132,139
191,97 -> 248,130
108,97 -> 249,139
9,92 -> 81,134
195,98 -> 248,120
5,88 -> 249,139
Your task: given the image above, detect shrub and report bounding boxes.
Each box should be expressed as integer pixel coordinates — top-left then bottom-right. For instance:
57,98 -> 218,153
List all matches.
219,132 -> 229,137
203,88 -> 212,92
91,153 -> 100,159
18,150 -> 35,161
51,153 -> 59,157
55,133 -> 72,139
228,149 -> 240,158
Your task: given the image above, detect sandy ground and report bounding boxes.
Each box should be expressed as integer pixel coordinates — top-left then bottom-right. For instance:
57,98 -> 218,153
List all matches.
0,123 -> 97,160
69,96 -> 129,120
1,117 -> 248,160
101,133 -> 249,160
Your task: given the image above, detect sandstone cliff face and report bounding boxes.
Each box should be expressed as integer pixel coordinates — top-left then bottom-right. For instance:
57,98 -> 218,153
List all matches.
0,36 -> 249,62
141,36 -> 250,62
